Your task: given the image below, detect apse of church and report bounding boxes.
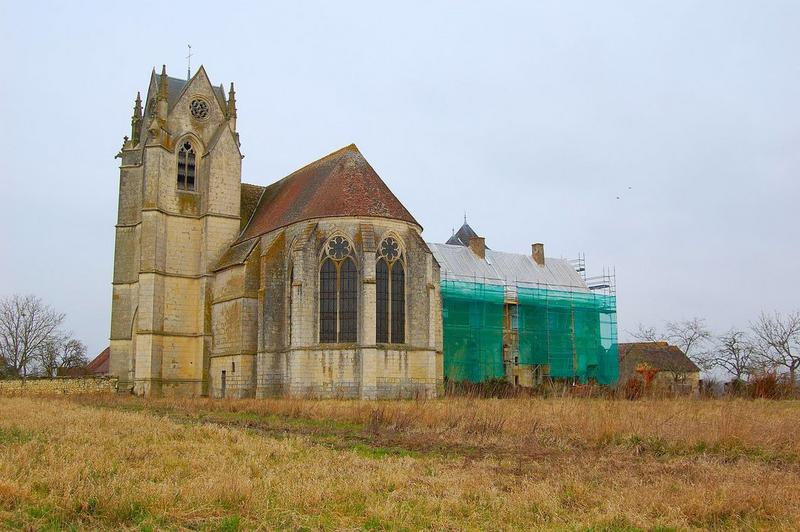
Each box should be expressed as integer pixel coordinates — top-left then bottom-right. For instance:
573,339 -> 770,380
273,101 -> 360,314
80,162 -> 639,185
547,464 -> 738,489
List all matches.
110,66 -> 444,399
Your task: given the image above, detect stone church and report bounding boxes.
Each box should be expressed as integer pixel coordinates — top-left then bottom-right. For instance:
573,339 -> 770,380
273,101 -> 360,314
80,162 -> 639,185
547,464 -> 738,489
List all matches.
110,66 -> 443,399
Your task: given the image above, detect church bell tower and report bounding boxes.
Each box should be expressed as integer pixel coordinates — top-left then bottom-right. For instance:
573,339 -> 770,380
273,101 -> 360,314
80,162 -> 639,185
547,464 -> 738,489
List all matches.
109,65 -> 243,396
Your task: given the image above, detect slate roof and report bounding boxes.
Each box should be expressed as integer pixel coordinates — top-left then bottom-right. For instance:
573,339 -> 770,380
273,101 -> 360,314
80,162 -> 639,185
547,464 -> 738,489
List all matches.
428,243 -> 588,291
446,222 -> 489,248
618,342 -> 701,375
154,73 -> 227,111
238,144 -> 418,241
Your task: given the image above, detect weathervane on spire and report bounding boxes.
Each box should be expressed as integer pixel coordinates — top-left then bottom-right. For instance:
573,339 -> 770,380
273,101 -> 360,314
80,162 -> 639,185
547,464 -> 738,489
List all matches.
186,44 -> 193,80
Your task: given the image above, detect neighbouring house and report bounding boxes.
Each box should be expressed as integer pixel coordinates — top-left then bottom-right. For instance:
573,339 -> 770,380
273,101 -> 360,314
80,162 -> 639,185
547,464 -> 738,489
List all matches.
86,347 -> 111,376
430,221 -> 619,387
58,347 -> 110,377
618,342 -> 700,394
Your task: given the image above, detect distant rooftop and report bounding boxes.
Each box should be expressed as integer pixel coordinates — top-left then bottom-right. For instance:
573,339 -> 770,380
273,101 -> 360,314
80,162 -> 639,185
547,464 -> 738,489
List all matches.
446,222 -> 489,248
618,342 -> 701,374
428,242 -> 588,292
434,219 -> 586,291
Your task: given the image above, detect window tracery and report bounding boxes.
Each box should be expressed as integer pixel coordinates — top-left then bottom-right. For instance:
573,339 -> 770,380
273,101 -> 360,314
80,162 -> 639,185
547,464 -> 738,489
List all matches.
376,236 -> 405,344
177,141 -> 196,191
319,235 -> 358,343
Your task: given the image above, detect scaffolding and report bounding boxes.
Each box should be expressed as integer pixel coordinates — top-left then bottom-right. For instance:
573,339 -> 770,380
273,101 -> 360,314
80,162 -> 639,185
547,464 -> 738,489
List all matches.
441,280 -> 505,382
440,267 -> 619,386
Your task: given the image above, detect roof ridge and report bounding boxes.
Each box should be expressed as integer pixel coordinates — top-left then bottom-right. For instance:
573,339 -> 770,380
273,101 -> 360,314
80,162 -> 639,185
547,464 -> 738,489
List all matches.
240,143 -> 359,214
236,143 -> 418,242
277,143 -> 358,183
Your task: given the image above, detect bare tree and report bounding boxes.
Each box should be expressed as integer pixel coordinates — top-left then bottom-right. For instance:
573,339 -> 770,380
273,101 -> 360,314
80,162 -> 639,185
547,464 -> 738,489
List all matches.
751,311 -> 800,385
36,335 -> 88,377
0,295 -> 65,378
630,324 -> 660,343
665,318 -> 712,360
59,338 -> 88,371
630,317 -> 711,363
699,329 -> 755,382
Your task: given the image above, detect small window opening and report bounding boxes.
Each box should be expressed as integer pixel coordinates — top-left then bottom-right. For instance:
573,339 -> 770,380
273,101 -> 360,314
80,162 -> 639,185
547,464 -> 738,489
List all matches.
177,141 -> 196,191
232,361 -> 235,373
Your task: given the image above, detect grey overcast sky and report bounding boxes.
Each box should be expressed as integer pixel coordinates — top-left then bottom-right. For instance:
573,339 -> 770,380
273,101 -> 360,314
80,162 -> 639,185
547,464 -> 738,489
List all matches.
1,1 -> 798,357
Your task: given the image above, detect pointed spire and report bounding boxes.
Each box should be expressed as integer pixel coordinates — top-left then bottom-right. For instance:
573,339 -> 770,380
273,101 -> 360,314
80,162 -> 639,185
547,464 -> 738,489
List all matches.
130,91 -> 142,145
227,82 -> 237,119
133,91 -> 142,118
157,65 -> 168,101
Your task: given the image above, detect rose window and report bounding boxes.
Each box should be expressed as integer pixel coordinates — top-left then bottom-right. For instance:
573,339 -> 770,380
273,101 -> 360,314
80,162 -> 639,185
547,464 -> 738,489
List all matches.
189,98 -> 210,120
379,237 -> 401,262
326,236 -> 351,260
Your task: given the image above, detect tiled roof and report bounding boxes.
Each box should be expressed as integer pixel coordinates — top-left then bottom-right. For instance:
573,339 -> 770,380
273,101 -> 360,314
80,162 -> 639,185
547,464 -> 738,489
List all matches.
213,238 -> 258,272
618,342 -> 700,375
238,144 -> 418,241
240,183 -> 266,231
86,347 -> 110,375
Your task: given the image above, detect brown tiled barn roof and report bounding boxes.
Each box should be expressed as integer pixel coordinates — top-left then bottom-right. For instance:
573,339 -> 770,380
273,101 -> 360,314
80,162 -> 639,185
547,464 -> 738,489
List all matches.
618,342 -> 700,375
86,347 -> 110,375
58,347 -> 109,377
238,144 -> 418,241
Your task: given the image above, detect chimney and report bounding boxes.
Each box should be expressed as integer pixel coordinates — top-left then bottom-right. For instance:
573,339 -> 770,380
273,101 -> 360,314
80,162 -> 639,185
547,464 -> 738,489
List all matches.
468,236 -> 486,259
532,243 -> 545,266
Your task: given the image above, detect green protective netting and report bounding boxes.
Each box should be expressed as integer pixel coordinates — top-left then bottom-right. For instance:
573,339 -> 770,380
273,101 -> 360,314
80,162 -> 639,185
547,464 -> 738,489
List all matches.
441,280 -> 619,386
517,286 -> 618,385
441,280 -> 505,382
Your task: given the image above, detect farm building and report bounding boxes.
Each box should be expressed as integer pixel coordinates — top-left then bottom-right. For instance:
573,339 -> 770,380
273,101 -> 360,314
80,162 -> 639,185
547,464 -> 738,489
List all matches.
618,342 -> 700,394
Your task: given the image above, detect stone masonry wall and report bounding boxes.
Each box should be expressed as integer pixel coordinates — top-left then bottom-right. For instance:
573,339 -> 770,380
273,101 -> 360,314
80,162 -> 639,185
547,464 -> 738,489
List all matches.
0,377 -> 119,396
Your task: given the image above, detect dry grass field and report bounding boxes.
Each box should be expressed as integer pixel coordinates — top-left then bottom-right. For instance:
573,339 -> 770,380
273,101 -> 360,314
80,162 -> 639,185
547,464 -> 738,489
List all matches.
1,394 -> 799,530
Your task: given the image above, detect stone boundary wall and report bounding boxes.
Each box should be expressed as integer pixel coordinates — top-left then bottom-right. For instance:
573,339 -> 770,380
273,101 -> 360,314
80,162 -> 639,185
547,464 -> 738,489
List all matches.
0,377 -> 118,396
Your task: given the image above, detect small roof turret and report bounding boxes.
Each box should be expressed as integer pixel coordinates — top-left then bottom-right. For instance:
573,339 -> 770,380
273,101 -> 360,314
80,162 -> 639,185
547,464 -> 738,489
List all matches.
446,221 -> 488,248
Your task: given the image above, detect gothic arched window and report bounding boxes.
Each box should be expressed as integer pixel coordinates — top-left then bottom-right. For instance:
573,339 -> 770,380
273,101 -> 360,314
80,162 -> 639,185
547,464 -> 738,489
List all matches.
177,140 -> 196,191
376,236 -> 405,343
319,236 -> 358,343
